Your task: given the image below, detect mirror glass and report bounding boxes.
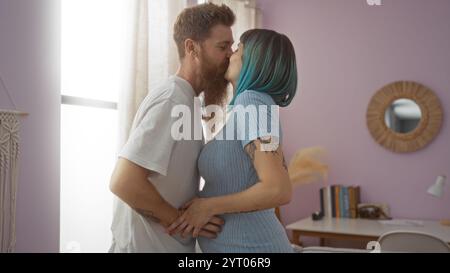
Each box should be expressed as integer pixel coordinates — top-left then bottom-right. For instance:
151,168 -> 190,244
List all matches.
384,98 -> 422,134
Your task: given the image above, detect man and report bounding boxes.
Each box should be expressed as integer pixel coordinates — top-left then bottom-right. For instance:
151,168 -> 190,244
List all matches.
109,3 -> 235,252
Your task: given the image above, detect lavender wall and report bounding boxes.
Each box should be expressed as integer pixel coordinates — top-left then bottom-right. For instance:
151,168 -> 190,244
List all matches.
0,0 -> 449,252
258,0 -> 450,229
0,0 -> 60,252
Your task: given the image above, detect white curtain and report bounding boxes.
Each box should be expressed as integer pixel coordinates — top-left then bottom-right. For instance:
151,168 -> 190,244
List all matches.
118,0 -> 186,148
210,0 -> 262,43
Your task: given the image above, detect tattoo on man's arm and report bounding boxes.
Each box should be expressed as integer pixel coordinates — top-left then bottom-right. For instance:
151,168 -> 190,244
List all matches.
134,208 -> 161,223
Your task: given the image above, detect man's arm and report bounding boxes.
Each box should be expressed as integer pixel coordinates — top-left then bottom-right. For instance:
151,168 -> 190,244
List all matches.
109,158 -> 178,227
110,158 -> 223,237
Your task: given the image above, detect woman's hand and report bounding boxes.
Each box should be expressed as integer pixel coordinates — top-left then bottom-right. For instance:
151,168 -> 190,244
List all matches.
166,198 -> 215,238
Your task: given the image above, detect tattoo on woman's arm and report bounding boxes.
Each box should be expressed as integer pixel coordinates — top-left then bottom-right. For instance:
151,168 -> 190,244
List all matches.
245,138 -> 281,161
134,208 -> 160,223
259,136 -> 272,144
245,141 -> 258,162
282,155 -> 288,171
245,138 -> 288,171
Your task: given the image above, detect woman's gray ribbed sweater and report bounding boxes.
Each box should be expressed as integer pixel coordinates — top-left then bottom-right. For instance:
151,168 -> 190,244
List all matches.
197,90 -> 293,253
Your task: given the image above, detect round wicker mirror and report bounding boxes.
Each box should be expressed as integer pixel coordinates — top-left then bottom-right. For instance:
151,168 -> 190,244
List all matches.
366,81 -> 443,153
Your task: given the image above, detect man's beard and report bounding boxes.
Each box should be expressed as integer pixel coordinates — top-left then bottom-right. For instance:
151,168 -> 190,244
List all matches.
200,53 -> 230,107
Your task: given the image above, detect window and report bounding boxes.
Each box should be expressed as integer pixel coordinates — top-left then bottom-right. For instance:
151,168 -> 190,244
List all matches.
60,0 -> 125,252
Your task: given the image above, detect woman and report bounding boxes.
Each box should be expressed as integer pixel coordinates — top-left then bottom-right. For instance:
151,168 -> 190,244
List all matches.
167,29 -> 298,252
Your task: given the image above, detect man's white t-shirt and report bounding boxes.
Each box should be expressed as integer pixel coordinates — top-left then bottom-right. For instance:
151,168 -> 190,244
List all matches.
110,75 -> 203,252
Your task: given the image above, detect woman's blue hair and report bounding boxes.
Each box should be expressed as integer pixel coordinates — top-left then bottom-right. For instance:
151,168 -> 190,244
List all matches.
229,29 -> 298,107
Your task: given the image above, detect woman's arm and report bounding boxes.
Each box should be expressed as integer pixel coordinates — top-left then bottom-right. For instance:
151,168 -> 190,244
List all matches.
167,136 -> 292,237
210,136 -> 292,214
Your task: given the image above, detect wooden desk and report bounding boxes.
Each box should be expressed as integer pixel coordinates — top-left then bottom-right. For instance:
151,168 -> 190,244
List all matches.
286,217 -> 450,247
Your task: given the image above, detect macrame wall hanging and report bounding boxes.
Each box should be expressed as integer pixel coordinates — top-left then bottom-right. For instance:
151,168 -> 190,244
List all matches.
0,72 -> 28,253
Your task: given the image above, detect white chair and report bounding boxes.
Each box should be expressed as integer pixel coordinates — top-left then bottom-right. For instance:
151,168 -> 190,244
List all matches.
293,245 -> 371,253
378,230 -> 450,253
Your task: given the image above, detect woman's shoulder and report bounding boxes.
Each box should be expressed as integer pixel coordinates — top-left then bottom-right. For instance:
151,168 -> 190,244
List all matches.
234,90 -> 276,106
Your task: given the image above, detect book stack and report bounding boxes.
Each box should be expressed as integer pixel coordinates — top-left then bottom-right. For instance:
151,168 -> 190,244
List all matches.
319,185 -> 360,218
